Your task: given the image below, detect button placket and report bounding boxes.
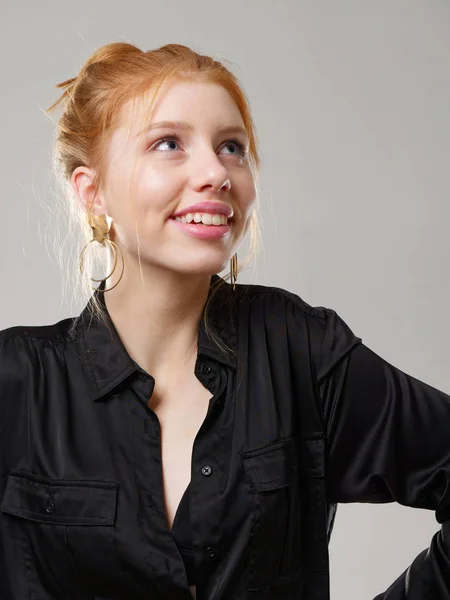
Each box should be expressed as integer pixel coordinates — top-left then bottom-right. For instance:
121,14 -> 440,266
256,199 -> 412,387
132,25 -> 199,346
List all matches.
126,397 -> 182,586
192,361 -> 228,578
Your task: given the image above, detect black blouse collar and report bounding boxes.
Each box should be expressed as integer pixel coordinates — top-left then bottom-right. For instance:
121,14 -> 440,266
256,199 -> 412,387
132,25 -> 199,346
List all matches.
72,274 -> 237,401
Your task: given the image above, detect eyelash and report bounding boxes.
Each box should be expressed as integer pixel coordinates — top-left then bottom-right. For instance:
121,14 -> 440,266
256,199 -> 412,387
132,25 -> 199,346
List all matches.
150,133 -> 248,158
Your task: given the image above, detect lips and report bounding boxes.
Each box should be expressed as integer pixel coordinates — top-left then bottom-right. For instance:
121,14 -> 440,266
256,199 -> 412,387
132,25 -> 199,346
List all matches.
169,215 -> 232,224
168,216 -> 231,239
171,201 -> 233,219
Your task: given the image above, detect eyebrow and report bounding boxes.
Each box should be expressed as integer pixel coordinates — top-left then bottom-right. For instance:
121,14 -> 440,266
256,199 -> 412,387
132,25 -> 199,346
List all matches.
139,120 -> 249,139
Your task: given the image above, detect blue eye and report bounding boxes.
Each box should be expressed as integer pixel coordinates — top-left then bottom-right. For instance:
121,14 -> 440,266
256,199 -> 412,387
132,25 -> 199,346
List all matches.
151,134 -> 248,158
152,135 -> 181,152
222,138 -> 248,157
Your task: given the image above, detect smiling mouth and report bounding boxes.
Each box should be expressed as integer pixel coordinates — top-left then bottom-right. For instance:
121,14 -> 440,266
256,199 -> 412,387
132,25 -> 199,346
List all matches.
169,216 -> 233,225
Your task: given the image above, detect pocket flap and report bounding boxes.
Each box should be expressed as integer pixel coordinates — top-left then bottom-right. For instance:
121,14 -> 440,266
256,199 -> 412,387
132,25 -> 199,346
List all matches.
0,469 -> 118,526
241,439 -> 298,491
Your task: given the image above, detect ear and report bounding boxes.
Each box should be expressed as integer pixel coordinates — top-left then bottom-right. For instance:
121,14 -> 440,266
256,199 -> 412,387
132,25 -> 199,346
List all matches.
71,166 -> 108,217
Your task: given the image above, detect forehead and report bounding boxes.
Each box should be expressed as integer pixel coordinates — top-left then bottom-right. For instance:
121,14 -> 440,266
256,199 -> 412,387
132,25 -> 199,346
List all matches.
115,79 -> 244,141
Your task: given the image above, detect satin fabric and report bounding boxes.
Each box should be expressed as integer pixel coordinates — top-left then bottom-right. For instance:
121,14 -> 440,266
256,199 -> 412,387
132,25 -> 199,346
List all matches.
171,482 -> 195,585
1,274 -> 450,599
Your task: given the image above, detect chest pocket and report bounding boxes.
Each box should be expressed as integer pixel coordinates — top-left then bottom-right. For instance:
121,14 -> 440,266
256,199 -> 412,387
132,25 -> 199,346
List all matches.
241,437 -> 302,591
0,469 -> 121,594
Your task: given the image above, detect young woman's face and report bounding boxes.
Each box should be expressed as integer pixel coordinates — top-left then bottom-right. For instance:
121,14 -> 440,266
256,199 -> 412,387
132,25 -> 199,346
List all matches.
100,79 -> 257,277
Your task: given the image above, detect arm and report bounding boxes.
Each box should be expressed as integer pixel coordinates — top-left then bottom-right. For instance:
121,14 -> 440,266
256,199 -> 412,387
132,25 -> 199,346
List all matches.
0,333 -> 56,599
315,310 -> 450,598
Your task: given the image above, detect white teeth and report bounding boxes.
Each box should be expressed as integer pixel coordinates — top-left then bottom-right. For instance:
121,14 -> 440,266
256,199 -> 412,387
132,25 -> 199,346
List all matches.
211,214 -> 224,225
174,212 -> 229,226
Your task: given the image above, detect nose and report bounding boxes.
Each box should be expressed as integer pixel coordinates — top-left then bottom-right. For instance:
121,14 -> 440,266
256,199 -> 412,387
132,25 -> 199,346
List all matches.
190,153 -> 232,195
219,177 -> 231,192
193,172 -> 231,195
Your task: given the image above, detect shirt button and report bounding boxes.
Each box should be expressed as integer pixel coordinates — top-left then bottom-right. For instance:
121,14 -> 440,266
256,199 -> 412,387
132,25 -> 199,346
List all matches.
201,465 -> 212,476
45,501 -> 55,514
205,546 -> 218,560
199,363 -> 212,374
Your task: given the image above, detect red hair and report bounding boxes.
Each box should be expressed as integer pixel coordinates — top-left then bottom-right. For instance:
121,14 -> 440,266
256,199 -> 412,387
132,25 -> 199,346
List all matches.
46,42 -> 262,358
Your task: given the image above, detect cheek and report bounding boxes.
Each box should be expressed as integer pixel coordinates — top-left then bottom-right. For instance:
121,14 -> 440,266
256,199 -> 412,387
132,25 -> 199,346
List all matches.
135,169 -> 183,212
238,176 -> 257,216
103,168 -> 130,221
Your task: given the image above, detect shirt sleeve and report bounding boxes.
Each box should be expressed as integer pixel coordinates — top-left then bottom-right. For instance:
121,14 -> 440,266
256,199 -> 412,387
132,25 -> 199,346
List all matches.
0,333 -> 56,599
0,333 -> 29,464
315,308 -> 450,598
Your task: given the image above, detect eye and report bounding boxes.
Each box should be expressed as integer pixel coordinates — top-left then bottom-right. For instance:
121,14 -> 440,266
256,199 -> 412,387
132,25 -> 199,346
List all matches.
221,138 -> 248,158
149,133 -> 248,158
151,134 -> 182,152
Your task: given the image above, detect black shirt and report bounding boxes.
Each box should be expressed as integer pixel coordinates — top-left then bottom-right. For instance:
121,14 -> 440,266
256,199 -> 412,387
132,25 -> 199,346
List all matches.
1,274 -> 450,599
171,481 -> 194,584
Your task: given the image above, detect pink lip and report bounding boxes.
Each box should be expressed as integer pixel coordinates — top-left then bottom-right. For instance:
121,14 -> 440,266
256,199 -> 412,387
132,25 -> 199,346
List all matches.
168,218 -> 231,240
171,201 -> 233,219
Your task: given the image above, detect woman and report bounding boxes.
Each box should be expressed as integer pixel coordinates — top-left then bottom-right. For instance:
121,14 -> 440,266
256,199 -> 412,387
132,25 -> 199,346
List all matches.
1,42 -> 450,600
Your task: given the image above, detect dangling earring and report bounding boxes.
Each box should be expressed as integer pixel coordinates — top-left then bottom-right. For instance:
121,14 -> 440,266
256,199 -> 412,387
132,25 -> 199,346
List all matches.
79,214 -> 125,292
230,252 -> 238,291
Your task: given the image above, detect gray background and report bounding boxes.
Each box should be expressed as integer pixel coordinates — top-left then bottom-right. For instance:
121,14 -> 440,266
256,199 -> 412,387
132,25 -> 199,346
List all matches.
1,1 -> 449,598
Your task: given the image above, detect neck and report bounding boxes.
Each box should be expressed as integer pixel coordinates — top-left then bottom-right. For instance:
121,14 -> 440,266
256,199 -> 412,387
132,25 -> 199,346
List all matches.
103,263 -> 214,385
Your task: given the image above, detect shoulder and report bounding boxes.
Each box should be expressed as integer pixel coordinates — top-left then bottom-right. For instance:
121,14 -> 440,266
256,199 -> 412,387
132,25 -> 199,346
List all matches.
235,281 -> 362,382
0,318 -> 78,452
0,317 -> 77,385
232,279 -> 331,351
233,279 -> 330,323
236,280 -> 358,326
0,315 -> 76,342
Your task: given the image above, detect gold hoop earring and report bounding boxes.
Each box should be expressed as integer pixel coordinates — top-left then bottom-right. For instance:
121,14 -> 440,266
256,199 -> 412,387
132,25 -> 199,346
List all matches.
79,237 -> 125,292
230,253 -> 238,291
